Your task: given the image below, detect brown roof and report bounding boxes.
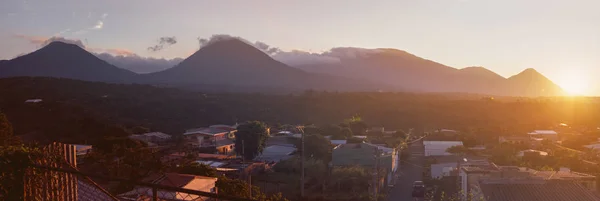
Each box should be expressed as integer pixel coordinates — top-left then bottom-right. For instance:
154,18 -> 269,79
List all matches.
480,180 -> 600,201
197,153 -> 235,160
158,173 -> 217,188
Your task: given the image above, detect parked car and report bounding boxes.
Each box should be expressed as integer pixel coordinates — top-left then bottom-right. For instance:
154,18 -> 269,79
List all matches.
412,180 -> 425,198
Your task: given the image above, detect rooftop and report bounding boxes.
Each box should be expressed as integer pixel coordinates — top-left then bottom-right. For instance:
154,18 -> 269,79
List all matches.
184,127 -> 229,136
131,132 -> 171,139
479,180 -> 600,201
528,130 -> 558,135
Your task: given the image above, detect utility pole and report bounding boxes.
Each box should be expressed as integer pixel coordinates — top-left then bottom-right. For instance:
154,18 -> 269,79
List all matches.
298,126 -> 306,199
242,140 -> 245,163
373,148 -> 380,199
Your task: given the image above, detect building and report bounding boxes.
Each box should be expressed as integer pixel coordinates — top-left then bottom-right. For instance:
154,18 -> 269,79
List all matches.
129,132 -> 171,147
184,127 -> 236,154
528,130 -> 558,142
517,149 -> 548,157
119,173 -> 217,201
458,160 -> 598,201
256,145 -> 296,162
478,179 -> 600,201
498,136 -> 531,144
330,140 -> 347,145
25,99 -> 43,103
424,141 -> 463,156
332,143 -> 398,187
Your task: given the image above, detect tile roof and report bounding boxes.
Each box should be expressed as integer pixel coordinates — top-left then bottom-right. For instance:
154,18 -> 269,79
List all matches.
479,180 -> 600,201
158,173 -> 217,188
184,127 -> 228,136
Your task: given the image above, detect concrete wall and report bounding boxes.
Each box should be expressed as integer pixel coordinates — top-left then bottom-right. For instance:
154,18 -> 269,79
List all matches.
431,162 -> 457,179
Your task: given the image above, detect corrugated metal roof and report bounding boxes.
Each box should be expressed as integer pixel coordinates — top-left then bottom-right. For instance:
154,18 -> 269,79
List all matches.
480,180 -> 600,201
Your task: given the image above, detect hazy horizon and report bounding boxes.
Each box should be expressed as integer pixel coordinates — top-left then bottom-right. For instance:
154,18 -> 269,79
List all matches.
1,0 -> 599,95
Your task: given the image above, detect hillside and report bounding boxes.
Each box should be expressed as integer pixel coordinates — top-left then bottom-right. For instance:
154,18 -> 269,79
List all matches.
0,78 -> 595,144
290,49 -> 565,96
0,42 -> 138,83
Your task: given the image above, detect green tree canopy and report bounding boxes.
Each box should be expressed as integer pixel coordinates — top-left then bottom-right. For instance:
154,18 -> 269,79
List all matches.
0,112 -> 18,146
235,121 -> 269,160
291,134 -> 332,163
177,163 -> 218,177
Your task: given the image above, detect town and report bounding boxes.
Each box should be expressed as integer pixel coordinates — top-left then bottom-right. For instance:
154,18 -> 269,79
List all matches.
3,101 -> 600,201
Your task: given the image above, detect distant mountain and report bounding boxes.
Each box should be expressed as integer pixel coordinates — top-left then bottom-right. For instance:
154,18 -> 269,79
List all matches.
0,42 -> 138,83
506,68 -> 564,96
290,49 -> 564,96
95,53 -> 183,74
145,39 -> 386,92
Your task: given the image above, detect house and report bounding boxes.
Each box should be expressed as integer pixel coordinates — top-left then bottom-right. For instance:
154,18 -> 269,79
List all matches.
517,149 -> 548,157
458,160 -> 598,201
478,180 -> 600,201
585,143 -> 600,150
528,130 -> 558,142
25,99 -> 43,103
119,173 -> 217,201
332,143 -> 398,187
424,141 -> 463,156
367,127 -> 385,135
499,136 -> 531,144
129,132 -> 171,147
256,145 -> 296,162
184,127 -> 235,154
330,140 -> 347,145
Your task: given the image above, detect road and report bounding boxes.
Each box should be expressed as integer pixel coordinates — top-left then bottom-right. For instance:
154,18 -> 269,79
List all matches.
387,139 -> 425,201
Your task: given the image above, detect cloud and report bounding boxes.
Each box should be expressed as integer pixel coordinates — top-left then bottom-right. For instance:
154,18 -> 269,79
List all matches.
95,53 -> 183,74
195,34 -> 383,66
272,50 -> 341,66
148,36 -> 177,52
14,35 -> 86,49
89,47 -> 135,57
197,34 -> 280,55
92,21 -> 104,29
74,13 -> 107,35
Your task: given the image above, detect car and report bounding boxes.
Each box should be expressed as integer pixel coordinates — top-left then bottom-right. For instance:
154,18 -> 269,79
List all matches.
412,181 -> 425,198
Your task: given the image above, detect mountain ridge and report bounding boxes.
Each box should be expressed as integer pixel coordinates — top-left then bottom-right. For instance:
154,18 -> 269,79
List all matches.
0,41 -> 138,83
0,40 -> 564,96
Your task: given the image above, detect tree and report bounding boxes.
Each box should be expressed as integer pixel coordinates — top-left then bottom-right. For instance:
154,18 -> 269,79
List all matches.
0,112 -> 18,146
235,121 -> 270,160
291,134 -> 332,163
177,163 -> 217,177
446,145 -> 473,156
323,124 -> 342,138
340,127 -> 353,139
345,115 -> 368,135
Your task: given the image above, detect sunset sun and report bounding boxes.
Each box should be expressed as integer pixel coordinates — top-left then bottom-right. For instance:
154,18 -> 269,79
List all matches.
558,70 -> 589,95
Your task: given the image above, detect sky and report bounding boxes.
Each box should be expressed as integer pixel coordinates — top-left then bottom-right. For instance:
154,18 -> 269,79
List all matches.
1,0 -> 599,95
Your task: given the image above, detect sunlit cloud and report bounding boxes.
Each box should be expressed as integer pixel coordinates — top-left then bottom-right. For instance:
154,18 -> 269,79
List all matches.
73,13 -> 107,35
92,21 -> 104,30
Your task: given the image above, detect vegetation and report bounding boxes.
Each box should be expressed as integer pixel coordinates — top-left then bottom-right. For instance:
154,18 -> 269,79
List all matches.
3,77 -> 599,146
289,134 -> 332,163
235,121 -> 270,160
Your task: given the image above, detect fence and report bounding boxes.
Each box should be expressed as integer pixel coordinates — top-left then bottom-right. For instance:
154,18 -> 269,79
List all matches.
26,164 -> 257,201
20,142 -> 256,201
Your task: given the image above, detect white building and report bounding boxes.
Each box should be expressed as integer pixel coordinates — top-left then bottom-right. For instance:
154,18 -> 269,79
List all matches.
424,141 -> 464,156
528,130 -> 558,142
25,99 -> 43,103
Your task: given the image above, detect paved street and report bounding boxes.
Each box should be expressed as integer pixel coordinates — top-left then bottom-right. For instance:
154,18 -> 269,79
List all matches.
387,139 -> 425,201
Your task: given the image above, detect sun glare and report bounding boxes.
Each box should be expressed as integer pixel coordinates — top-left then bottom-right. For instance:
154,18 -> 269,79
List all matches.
558,70 -> 589,95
